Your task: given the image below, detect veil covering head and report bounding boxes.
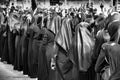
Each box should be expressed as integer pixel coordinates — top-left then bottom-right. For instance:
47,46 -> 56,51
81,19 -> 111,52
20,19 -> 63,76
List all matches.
107,21 -> 120,44
105,12 -> 120,30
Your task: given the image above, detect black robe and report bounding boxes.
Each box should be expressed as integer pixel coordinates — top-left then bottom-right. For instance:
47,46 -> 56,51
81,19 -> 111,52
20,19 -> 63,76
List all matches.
38,28 -> 56,80
8,28 -> 16,65
55,17 -> 74,80
0,25 -> 6,58
0,27 -> 3,58
38,13 -> 61,80
14,29 -> 23,71
95,42 -> 120,80
21,29 -> 29,75
1,24 -> 9,63
27,28 -> 35,77
72,22 -> 95,80
94,21 -> 120,80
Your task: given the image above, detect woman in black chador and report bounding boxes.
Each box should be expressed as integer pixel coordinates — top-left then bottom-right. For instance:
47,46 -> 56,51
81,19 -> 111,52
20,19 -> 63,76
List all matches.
20,16 -> 29,75
37,11 -> 62,80
27,13 -> 40,78
1,24 -> 9,63
8,23 -> 16,65
1,13 -> 9,63
14,26 -> 23,71
72,22 -> 95,80
95,21 -> 120,80
0,11 -> 5,58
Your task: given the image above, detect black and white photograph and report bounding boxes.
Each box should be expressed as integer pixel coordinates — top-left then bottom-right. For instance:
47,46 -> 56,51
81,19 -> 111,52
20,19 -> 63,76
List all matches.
0,0 -> 120,80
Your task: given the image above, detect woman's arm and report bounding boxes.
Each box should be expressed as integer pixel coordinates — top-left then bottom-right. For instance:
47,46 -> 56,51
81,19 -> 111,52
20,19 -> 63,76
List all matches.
95,46 -> 106,73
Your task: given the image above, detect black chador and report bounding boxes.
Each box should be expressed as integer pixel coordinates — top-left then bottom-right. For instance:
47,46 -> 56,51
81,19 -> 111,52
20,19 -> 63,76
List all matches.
14,29 -> 23,71
27,16 -> 40,78
1,24 -> 9,63
72,22 -> 95,80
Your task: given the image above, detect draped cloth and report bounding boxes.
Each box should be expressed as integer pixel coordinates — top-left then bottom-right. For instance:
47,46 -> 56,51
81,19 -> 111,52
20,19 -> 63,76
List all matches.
8,12 -> 20,31
0,12 -> 5,57
105,12 -> 120,30
34,14 -> 43,29
93,19 -> 120,80
1,25 -> 9,62
7,12 -> 21,65
55,17 -> 74,80
47,14 -> 61,35
21,32 -> 29,75
107,21 -> 120,44
27,28 -> 35,77
14,30 -> 23,71
55,17 -> 72,52
74,22 -> 95,71
0,12 -> 5,26
8,29 -> 16,65
92,29 -> 107,80
38,28 -> 56,80
31,0 -> 37,11
20,19 -> 29,75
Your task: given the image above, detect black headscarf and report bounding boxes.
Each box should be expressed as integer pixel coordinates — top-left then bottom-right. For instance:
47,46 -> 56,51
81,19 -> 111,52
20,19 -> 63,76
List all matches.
105,12 -> 120,30
108,21 -> 120,44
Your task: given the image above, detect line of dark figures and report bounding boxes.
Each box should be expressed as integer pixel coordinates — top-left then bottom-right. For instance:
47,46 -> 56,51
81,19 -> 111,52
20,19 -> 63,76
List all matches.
1,7 -> 120,80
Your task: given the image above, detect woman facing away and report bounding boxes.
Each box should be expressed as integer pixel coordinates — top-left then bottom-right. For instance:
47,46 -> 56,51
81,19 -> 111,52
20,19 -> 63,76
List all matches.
95,21 -> 120,80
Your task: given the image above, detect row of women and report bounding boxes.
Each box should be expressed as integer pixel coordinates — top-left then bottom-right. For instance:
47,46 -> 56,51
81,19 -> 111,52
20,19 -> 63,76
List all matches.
0,5 -> 120,80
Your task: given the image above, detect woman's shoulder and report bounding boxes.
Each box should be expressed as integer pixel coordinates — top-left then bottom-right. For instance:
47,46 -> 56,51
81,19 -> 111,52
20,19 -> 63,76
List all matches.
102,42 -> 120,49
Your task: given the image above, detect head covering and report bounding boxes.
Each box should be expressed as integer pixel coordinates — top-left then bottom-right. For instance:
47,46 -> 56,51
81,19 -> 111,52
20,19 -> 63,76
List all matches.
55,17 -> 72,52
8,12 -> 20,31
47,12 -> 61,35
73,22 -> 95,71
105,12 -> 120,29
107,21 -> 120,44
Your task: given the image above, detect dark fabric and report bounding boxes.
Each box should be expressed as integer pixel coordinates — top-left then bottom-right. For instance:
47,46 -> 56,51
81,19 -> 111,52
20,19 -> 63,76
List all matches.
27,29 -> 35,77
38,43 -> 49,80
37,16 -> 42,29
1,35 -> 9,63
47,14 -> 61,35
107,21 -> 120,44
54,17 -> 75,80
95,42 -> 120,80
14,30 -> 23,71
56,45 -> 73,80
0,28 -> 2,57
29,39 -> 40,78
21,32 -> 29,75
72,23 -> 96,80
75,22 -> 95,71
0,28 -> 4,58
95,21 -> 120,80
0,25 -> 7,59
8,30 -> 16,65
31,0 -> 37,11
92,30 -> 106,64
92,30 -> 106,80
1,25 -> 9,63
55,17 -> 73,52
71,35 -> 80,80
38,28 -> 56,80
105,12 -> 120,30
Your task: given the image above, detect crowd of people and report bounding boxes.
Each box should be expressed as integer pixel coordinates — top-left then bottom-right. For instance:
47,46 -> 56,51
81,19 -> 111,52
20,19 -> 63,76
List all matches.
0,2 -> 120,80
